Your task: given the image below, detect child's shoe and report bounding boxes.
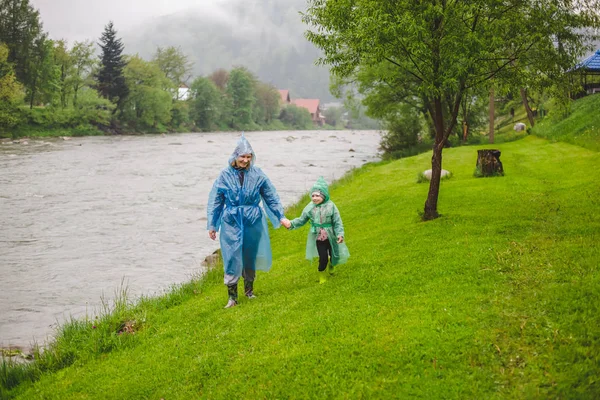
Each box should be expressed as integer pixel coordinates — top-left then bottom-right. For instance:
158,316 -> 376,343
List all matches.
328,264 -> 335,275
319,271 -> 328,284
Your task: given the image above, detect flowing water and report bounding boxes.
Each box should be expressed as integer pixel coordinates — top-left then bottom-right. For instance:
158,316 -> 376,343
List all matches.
0,130 -> 381,349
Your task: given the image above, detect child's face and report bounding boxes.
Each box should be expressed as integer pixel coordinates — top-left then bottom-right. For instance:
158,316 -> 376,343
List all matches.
311,193 -> 324,204
235,153 -> 252,168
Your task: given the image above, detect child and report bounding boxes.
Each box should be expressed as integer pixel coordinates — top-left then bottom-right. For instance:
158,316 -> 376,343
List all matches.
289,177 -> 350,283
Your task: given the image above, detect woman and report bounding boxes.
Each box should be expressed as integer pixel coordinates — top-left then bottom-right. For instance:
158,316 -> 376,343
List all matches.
207,134 -> 291,308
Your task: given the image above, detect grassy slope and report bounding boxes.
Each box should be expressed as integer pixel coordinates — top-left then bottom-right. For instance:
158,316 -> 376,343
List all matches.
532,94 -> 600,151
6,134 -> 599,399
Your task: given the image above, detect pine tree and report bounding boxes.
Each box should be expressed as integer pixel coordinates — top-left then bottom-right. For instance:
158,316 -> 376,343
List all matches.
95,21 -> 128,110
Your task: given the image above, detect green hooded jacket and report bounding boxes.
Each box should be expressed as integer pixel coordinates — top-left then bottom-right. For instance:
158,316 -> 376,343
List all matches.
290,177 -> 350,266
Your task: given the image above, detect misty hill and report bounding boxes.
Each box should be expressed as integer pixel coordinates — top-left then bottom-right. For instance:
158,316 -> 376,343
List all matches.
122,0 -> 334,101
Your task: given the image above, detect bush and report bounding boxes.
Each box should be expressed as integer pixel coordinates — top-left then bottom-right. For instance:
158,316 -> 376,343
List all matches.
380,106 -> 426,159
279,105 -> 313,130
170,101 -> 191,131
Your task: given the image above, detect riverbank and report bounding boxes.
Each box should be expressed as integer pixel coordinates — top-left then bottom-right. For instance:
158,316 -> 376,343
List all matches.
0,130 -> 381,354
2,133 -> 599,398
2,119 -> 357,140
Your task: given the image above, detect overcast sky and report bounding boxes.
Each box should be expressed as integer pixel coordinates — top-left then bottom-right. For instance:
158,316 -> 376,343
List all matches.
30,0 -> 228,43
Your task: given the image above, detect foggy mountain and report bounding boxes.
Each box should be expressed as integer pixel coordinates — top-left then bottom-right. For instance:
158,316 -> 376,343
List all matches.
121,0 -> 334,101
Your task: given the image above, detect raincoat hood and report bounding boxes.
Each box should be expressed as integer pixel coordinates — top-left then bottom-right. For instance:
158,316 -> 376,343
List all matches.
228,133 -> 255,167
311,176 -> 330,203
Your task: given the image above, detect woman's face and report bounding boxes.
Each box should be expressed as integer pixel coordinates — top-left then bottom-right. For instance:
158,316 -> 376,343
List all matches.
235,153 -> 252,168
311,193 -> 324,205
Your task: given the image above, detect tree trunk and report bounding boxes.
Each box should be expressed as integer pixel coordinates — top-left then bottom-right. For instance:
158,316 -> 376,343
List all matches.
73,83 -> 79,107
476,150 -> 504,176
424,97 -> 444,220
489,86 -> 495,144
29,75 -> 37,109
520,88 -> 535,128
424,141 -> 443,220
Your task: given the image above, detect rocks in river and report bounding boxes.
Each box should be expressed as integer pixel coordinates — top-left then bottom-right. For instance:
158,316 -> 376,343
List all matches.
168,143 -> 182,145
275,164 -> 285,167
60,136 -> 72,141
203,249 -> 221,268
285,136 -> 297,142
349,148 -> 355,152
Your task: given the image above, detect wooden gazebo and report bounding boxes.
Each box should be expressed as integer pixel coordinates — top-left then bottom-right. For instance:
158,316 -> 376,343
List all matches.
573,49 -> 600,98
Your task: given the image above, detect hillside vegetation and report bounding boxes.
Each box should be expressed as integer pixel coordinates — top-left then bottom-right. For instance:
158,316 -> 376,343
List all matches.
532,94 -> 600,152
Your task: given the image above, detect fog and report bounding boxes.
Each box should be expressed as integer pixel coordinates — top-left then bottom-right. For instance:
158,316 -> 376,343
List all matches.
30,0 -> 231,42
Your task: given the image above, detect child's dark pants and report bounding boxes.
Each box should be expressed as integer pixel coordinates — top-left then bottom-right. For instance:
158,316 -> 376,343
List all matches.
316,240 -> 332,271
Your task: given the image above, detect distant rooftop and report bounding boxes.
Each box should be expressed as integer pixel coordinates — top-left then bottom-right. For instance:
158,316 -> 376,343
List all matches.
292,99 -> 320,114
278,89 -> 290,103
576,49 -> 600,71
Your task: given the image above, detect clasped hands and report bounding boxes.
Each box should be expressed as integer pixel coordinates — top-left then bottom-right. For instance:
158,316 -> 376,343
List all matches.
208,218 -> 343,244
208,218 -> 291,240
281,218 -> 344,243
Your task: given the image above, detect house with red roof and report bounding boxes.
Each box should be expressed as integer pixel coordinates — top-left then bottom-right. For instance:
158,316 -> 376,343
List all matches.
278,89 -> 291,104
292,98 -> 325,126
278,89 -> 326,126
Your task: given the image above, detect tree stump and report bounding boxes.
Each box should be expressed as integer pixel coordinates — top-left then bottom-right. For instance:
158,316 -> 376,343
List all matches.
476,149 -> 504,176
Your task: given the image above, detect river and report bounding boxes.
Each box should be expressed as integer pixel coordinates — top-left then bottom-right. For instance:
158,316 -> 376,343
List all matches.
0,130 -> 381,350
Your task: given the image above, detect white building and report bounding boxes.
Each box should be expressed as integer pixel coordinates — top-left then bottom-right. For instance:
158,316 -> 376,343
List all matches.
177,84 -> 191,101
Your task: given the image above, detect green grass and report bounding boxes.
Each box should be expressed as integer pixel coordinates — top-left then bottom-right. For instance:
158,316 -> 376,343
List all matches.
532,94 -> 600,151
2,133 -> 599,399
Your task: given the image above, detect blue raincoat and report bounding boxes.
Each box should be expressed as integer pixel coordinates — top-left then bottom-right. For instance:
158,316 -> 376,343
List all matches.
207,135 -> 285,278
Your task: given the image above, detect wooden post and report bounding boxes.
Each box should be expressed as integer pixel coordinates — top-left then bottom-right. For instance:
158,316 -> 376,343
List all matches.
489,86 -> 495,144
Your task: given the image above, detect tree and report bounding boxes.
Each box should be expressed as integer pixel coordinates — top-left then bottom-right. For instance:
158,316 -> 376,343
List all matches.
304,0 -> 600,220
0,0 -> 43,87
323,106 -> 343,127
190,76 -> 223,131
53,39 -> 73,108
152,46 -> 192,98
209,69 -> 229,91
254,82 -> 280,124
226,67 -> 256,128
26,34 -> 59,108
121,55 -> 172,128
95,21 -> 128,112
0,42 -> 23,134
69,40 -> 96,107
